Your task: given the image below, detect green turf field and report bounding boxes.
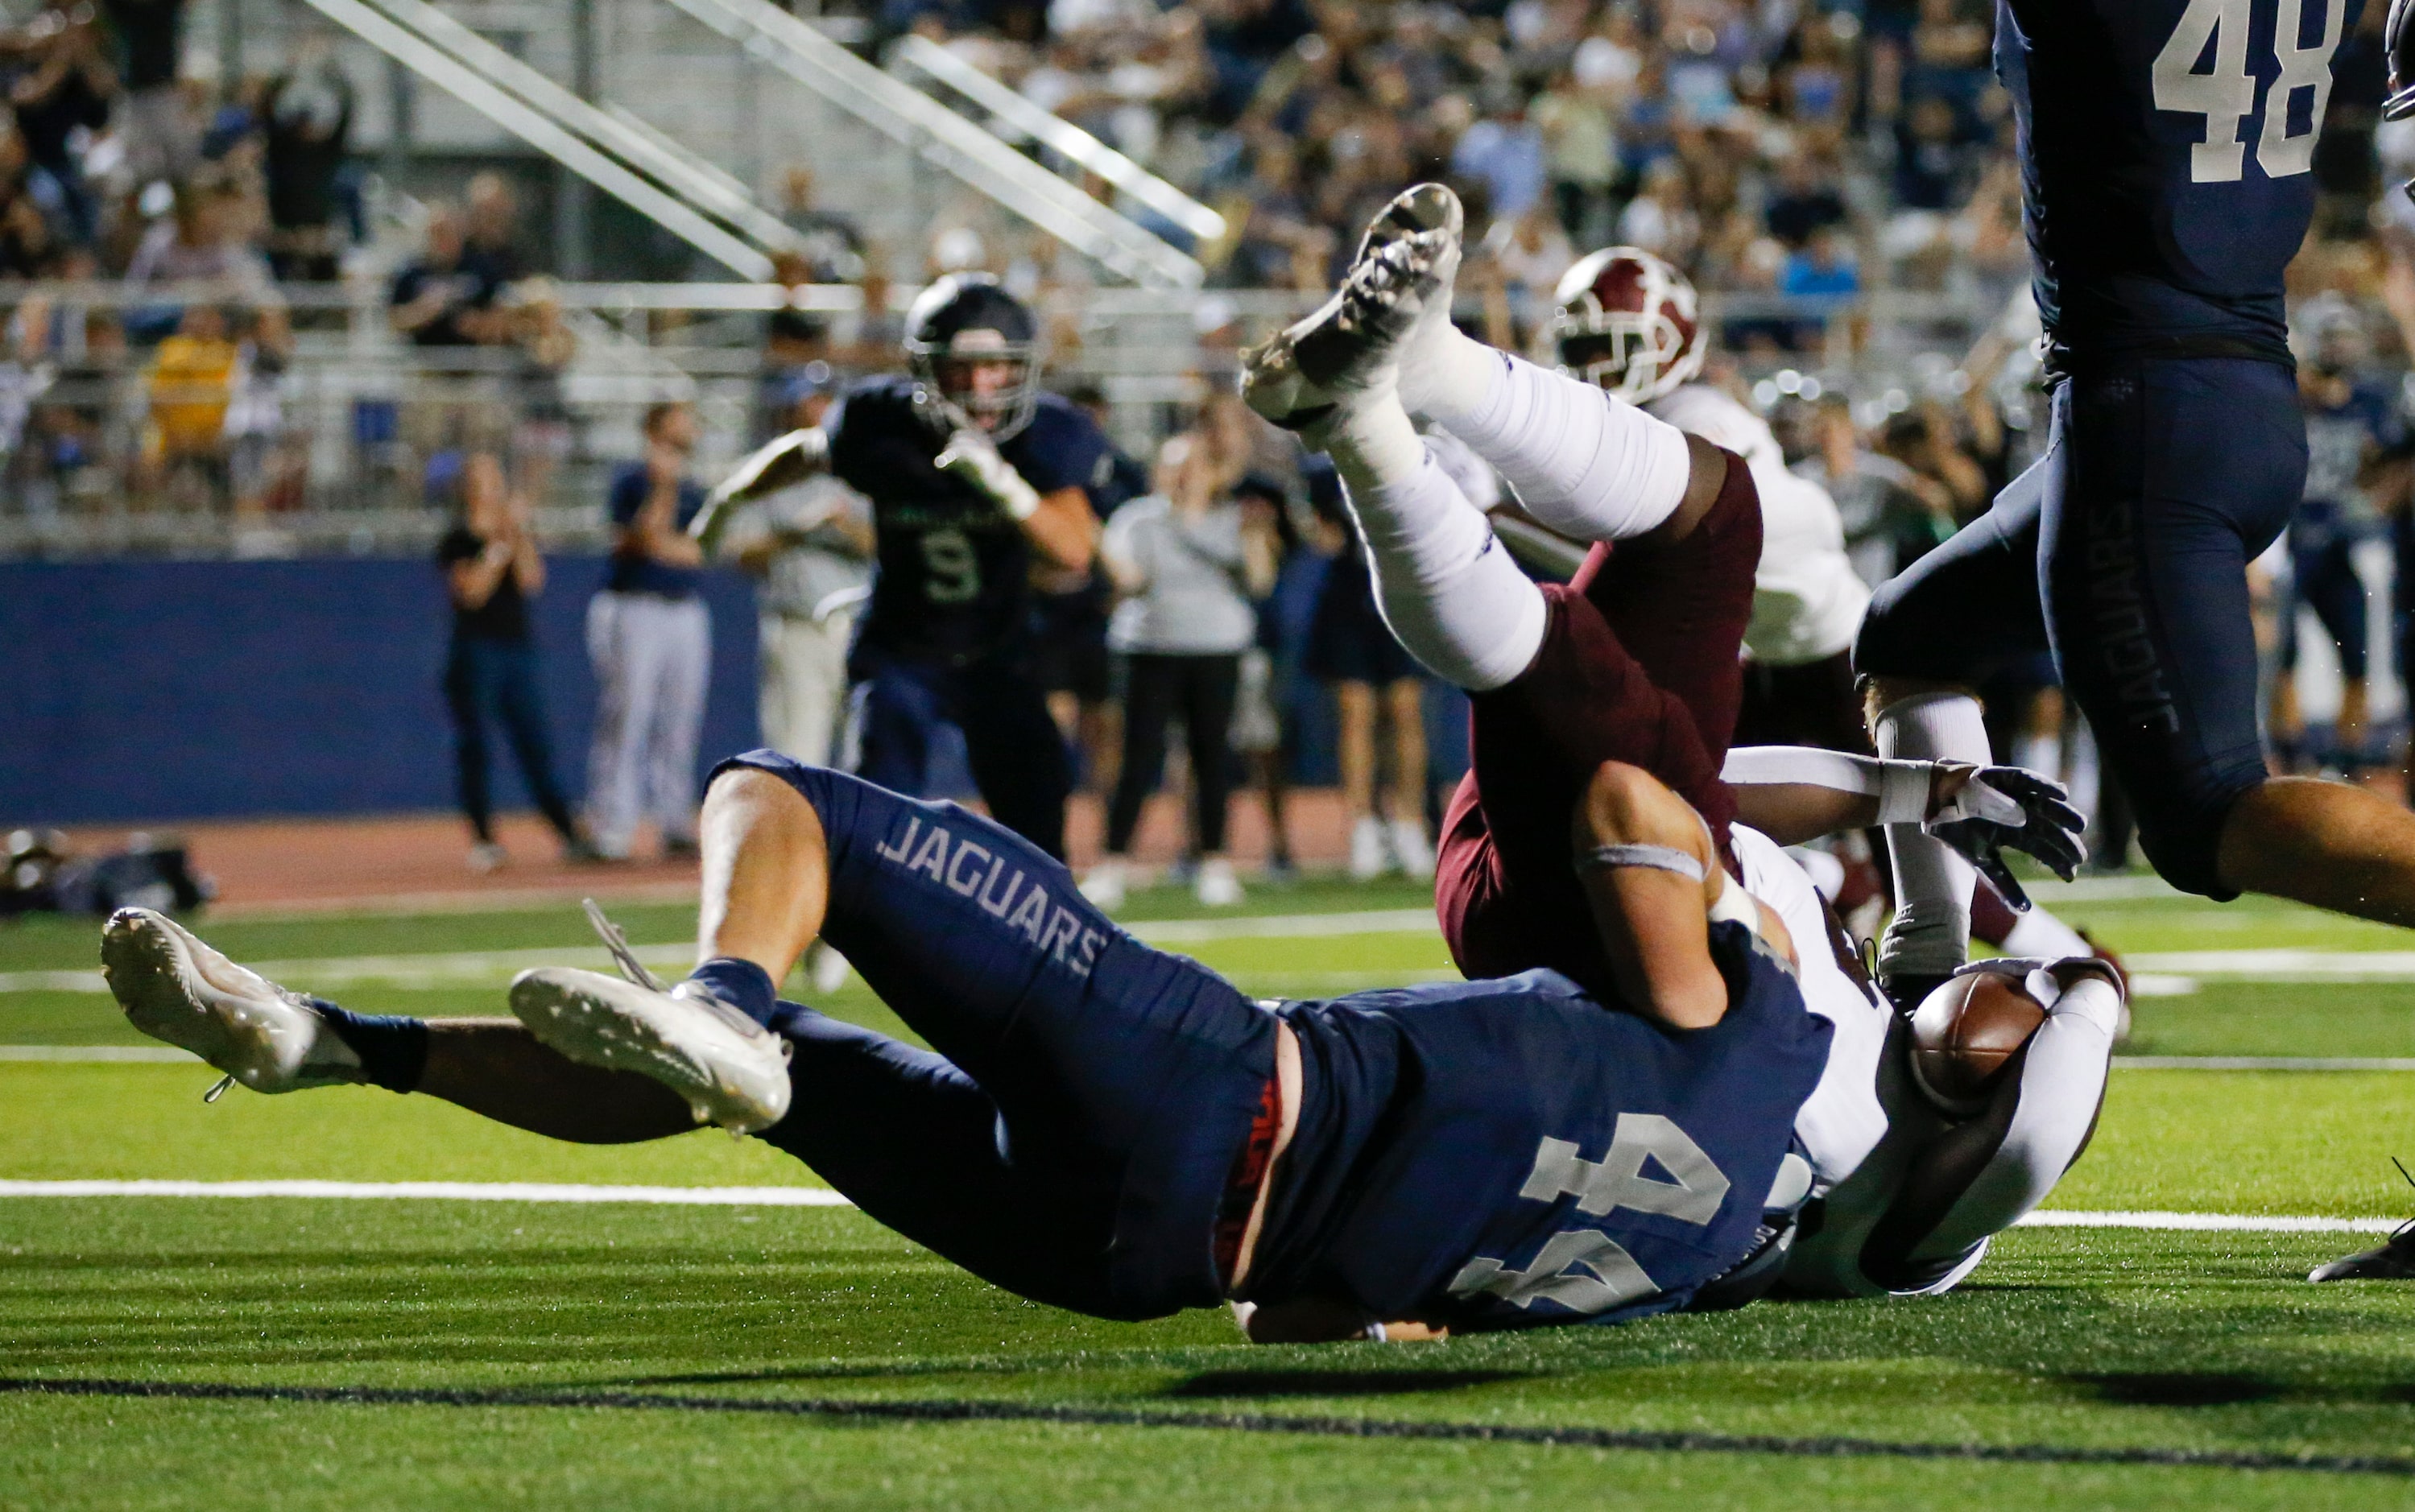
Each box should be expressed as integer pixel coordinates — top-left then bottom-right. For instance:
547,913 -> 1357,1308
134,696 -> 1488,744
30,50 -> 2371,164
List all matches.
10,872 -> 2415,1509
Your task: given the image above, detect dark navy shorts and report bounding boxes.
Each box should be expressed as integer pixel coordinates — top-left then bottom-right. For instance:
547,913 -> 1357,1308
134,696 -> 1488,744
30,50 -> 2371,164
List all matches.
717,751 -> 1276,1320
1855,358 -> 2305,898
847,645 -> 1073,861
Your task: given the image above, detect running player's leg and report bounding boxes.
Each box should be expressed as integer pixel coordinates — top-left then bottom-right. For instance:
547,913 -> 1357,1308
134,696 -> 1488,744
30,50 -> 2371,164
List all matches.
957,659 -> 1073,860
850,652 -> 942,798
2041,358 -> 2415,921
1853,436 -> 2057,994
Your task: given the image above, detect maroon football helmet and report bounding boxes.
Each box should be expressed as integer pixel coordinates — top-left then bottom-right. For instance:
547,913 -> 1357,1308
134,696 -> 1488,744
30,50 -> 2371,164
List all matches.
1549,246 -> 1705,403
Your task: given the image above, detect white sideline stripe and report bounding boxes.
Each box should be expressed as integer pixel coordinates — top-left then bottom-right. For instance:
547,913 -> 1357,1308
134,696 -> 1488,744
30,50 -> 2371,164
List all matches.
2125,949 -> 2415,979
0,910 -> 1450,995
0,1179 -> 854,1205
14,1046 -> 2415,1071
0,1045 -> 196,1062
2114,1056 -> 2415,1071
1125,908 -> 1437,944
0,1184 -> 2392,1234
2017,1210 -> 2400,1234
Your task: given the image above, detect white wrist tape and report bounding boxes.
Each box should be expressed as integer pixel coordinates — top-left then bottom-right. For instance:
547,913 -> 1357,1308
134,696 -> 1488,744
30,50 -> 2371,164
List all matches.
937,432 -> 1043,520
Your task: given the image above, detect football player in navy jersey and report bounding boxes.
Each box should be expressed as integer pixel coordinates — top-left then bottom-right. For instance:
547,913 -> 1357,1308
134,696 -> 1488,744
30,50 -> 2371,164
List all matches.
1838,0 -> 2415,1042
100,743 -> 1845,1337
697,274 -> 1106,860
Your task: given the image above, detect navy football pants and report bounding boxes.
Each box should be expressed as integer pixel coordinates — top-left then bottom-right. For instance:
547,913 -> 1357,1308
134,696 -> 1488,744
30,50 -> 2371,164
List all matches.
850,649 -> 1073,861
717,752 -> 1276,1320
1855,359 -> 2305,897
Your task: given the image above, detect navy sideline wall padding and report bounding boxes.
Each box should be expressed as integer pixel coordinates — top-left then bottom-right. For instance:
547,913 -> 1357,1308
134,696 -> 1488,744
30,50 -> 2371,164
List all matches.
1,557 -> 762,825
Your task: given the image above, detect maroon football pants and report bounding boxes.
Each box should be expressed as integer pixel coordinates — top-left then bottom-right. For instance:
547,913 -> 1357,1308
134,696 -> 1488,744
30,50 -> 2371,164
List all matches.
1434,449 -> 1761,997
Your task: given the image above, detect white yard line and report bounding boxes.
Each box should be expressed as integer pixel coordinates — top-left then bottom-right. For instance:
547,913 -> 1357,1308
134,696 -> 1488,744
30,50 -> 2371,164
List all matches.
0,1179 -> 852,1205
0,910 -> 1450,995
0,1181 -> 2392,1233
2016,1210 -> 2399,1234
2124,949 -> 2415,980
16,1045 -> 2415,1070
2113,1056 -> 2415,1071
0,1045 -> 194,1062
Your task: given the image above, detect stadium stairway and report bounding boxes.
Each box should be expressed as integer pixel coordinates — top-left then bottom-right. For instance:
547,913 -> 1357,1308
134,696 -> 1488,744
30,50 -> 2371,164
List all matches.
273,0 -> 1209,286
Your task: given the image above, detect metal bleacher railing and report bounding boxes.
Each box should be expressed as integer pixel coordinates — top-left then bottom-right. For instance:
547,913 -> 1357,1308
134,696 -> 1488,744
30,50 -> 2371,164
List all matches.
0,279 -> 2008,560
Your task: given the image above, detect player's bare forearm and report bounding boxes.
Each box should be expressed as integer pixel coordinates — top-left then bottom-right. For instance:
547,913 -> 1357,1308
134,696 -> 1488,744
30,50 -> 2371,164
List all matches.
1572,762 -> 1730,1030
1023,485 -> 1098,573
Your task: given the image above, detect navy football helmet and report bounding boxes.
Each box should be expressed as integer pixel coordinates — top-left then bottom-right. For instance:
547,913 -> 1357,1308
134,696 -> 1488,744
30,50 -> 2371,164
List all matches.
903,273 -> 1042,440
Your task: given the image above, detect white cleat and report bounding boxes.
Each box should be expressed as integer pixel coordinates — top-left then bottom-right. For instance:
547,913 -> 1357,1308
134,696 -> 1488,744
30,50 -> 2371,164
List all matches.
1240,183 -> 1464,436
1348,816 -> 1391,881
508,967 -> 792,1134
100,907 -> 361,1093
1388,818 -> 1436,882
1079,857 -> 1130,913
1194,857 -> 1245,908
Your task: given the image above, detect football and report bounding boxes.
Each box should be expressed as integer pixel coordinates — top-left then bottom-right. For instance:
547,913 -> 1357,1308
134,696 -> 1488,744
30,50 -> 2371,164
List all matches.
1907,969 -> 2049,1118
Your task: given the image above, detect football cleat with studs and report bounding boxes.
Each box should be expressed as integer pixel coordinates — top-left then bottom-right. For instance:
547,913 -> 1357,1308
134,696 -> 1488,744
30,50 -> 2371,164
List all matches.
100,907 -> 361,1094
508,967 -> 793,1134
1240,183 -> 1463,435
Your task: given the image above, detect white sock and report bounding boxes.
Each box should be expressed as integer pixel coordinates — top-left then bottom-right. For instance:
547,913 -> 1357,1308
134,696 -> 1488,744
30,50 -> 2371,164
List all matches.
1330,438 -> 1548,692
1999,905 -> 2090,960
1397,308 -> 1507,427
1875,692 -> 1990,979
1413,349 -> 1693,543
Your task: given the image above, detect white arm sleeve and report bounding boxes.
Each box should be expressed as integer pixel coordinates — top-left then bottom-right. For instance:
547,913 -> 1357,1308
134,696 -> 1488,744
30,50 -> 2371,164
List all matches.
1721,746 -> 1934,825
1906,973 -> 2120,1261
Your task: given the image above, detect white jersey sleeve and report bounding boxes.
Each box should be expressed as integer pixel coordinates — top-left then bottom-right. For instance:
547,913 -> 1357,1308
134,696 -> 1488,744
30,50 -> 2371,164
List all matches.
1649,385 -> 1871,667
1730,826 -> 1892,1196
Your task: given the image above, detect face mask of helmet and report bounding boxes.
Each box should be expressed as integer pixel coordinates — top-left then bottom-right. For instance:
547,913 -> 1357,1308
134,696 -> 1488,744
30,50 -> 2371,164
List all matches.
1554,311 -> 1698,403
1549,248 -> 1706,405
904,275 -> 1043,441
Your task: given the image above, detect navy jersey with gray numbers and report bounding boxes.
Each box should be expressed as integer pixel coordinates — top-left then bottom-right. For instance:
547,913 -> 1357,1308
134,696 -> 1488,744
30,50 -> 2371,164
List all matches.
826,375 -> 1110,663
1999,0 -> 2358,360
1246,929 -> 1831,1331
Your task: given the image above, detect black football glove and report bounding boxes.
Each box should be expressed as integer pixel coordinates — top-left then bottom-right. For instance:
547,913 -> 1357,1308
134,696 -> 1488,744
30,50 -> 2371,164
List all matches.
1924,765 -> 2086,913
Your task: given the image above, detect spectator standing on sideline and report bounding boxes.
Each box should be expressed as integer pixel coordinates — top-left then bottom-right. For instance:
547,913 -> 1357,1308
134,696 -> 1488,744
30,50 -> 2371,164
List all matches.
102,0 -> 192,188
436,450 -> 592,870
1301,454 -> 1433,881
714,373 -> 873,766
585,400 -> 711,861
1082,430 -> 1276,911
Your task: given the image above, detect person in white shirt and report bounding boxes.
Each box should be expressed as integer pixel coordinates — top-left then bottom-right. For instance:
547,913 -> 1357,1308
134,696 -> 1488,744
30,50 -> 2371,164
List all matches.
1081,432 -> 1278,911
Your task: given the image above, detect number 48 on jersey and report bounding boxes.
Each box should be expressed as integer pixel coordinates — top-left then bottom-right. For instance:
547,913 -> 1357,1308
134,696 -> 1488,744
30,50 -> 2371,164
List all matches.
2154,0 -> 2346,182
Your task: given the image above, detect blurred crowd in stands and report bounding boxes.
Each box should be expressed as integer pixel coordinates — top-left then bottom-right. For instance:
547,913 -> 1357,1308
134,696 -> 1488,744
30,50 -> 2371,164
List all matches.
9,0 -> 2415,870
